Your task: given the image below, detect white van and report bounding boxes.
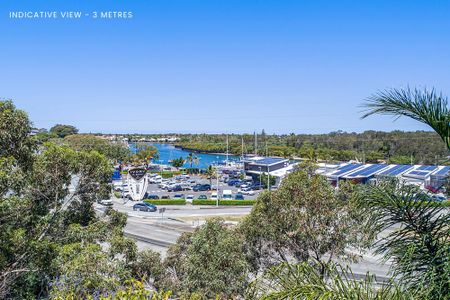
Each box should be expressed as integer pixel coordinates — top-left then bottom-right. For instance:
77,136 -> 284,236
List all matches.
210,192 -> 218,201
222,190 -> 232,200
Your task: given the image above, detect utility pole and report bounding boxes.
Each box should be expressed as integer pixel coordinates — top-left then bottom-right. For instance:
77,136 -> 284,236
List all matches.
259,167 -> 262,187
216,157 -> 219,207
254,131 -> 258,156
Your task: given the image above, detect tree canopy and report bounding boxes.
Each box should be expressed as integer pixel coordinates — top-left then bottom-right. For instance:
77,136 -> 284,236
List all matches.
49,124 -> 79,138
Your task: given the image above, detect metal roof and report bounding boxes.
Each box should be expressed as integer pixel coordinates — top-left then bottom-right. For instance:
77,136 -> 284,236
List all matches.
377,165 -> 413,176
248,157 -> 288,166
330,164 -> 363,177
343,164 -> 388,178
432,166 -> 450,177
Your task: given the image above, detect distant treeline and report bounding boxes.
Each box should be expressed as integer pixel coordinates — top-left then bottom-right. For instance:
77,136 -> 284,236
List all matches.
163,131 -> 448,165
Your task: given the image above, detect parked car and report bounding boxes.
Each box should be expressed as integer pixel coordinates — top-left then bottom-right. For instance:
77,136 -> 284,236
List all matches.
180,183 -> 192,191
133,202 -> 157,212
186,195 -> 194,203
168,185 -> 183,192
222,190 -> 233,200
161,195 -> 170,199
147,194 -> 160,200
235,193 -> 245,200
197,194 -> 208,199
210,192 -> 219,201
250,183 -> 263,190
193,184 -> 211,192
173,194 -> 185,199
99,199 -> 113,206
227,180 -> 240,186
240,187 -> 255,195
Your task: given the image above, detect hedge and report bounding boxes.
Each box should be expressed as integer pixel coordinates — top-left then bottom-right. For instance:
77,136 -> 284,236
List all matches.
192,199 -> 256,206
144,199 -> 186,205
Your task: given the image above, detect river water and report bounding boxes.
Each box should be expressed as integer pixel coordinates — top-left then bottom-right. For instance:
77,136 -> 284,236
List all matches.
129,143 -> 239,169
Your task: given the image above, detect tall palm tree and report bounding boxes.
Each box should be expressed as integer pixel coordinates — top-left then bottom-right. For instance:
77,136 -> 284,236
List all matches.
205,165 -> 215,186
362,87 -> 450,151
185,153 -> 199,173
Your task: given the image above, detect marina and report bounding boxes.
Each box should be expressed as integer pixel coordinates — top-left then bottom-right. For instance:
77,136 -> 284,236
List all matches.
129,142 -> 240,169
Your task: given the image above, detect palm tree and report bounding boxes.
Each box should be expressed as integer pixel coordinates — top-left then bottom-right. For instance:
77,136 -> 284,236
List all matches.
250,262 -> 411,300
361,87 -> 450,151
185,153 -> 199,174
205,165 -> 215,186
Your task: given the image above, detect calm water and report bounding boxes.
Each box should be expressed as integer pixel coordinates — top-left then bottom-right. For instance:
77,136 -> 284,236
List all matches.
129,143 -> 239,169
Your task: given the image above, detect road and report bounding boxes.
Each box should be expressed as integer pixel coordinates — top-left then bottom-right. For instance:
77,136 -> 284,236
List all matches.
96,198 -> 392,280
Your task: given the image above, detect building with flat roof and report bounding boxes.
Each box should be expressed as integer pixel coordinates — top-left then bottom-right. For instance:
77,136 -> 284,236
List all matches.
243,156 -> 292,184
243,156 -> 289,173
321,163 -> 450,189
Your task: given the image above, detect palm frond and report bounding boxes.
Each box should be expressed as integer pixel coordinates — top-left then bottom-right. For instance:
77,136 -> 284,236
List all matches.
250,262 -> 412,300
361,87 -> 450,151
355,179 -> 450,298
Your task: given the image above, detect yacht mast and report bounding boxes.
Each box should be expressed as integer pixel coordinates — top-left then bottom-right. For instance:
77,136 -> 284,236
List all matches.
254,131 -> 257,156
241,136 -> 244,159
226,134 -> 229,165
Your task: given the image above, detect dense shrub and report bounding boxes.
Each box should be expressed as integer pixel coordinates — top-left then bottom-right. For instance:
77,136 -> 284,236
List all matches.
144,199 -> 186,205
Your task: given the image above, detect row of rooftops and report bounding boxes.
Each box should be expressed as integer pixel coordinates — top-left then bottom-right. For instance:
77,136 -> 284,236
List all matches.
320,163 -> 450,180
243,156 -> 289,167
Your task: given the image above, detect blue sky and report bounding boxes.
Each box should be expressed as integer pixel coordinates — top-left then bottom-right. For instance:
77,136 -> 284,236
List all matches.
1,0 -> 449,134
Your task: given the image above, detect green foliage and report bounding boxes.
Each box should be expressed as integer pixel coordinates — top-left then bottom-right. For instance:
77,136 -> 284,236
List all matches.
0,100 -> 35,169
131,249 -> 165,289
65,134 -> 131,162
144,199 -> 186,205
249,262 -> 413,300
363,87 -> 450,151
192,199 -> 256,205
257,172 -> 276,188
161,219 -> 249,298
240,171 -> 364,274
171,157 -> 185,168
32,131 -> 58,144
131,144 -> 159,166
355,179 -> 450,299
49,243 -> 130,298
0,100 -> 136,299
185,153 -> 199,173
49,124 -> 79,138
173,130 -> 447,164
388,154 -> 413,165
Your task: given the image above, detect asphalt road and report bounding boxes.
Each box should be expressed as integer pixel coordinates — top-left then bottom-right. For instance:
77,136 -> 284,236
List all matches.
96,197 -> 392,280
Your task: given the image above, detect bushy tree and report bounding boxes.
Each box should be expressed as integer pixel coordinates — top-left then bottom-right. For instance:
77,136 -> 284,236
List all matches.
65,134 -> 131,162
240,171 -> 364,275
49,124 -> 79,138
131,144 -> 159,167
0,101 -> 137,299
170,157 -> 185,168
161,219 -> 249,298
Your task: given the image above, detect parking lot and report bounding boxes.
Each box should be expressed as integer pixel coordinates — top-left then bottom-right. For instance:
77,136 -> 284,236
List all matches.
114,174 -> 262,201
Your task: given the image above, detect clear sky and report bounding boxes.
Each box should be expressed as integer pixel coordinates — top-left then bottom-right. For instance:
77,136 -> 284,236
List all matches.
1,0 -> 449,134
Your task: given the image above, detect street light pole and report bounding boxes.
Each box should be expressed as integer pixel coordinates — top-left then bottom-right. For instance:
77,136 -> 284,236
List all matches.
216,157 -> 219,207
267,166 -> 270,190
259,167 -> 262,187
